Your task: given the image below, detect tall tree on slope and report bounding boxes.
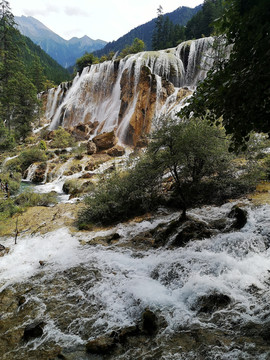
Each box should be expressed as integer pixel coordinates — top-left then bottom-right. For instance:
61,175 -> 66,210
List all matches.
0,0 -> 38,140
181,0 -> 270,149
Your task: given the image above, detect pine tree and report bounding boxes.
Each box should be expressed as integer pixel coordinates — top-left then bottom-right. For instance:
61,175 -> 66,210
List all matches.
0,0 -> 38,141
152,6 -> 164,50
31,55 -> 46,93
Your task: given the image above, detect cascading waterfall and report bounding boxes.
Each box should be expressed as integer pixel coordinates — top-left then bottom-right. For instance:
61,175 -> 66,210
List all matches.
45,37 -> 224,146
24,163 -> 38,182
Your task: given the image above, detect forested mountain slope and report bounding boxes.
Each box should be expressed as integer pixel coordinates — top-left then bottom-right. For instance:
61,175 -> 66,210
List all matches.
15,16 -> 107,68
94,5 -> 202,57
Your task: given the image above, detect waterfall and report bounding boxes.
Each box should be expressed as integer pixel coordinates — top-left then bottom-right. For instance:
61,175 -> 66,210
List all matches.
24,163 -> 38,182
45,37 -> 225,145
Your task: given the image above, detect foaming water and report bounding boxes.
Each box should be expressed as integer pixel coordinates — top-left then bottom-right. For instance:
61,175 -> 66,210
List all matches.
1,204 -> 270,359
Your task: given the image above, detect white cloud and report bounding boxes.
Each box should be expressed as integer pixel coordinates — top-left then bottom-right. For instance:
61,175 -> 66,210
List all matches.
24,4 -> 60,17
64,6 -> 89,17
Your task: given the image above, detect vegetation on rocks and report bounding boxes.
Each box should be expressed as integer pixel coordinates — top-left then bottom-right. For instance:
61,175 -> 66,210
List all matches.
77,117 -> 262,227
50,127 -> 76,149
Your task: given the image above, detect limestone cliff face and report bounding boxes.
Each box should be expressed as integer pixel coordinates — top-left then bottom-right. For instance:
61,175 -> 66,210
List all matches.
43,37 -> 219,147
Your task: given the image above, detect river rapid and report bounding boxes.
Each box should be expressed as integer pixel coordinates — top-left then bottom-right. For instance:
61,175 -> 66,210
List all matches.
1,201 -> 270,359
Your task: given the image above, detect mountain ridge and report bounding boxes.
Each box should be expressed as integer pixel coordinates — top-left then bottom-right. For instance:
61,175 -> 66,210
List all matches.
15,16 -> 107,68
94,5 -> 202,57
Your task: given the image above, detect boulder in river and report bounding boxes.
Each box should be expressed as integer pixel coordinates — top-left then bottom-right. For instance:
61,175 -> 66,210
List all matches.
23,320 -> 45,341
228,205 -> 248,229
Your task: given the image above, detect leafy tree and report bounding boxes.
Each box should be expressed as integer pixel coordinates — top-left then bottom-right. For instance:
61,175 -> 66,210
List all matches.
50,126 -> 75,148
148,117 -> 232,217
77,155 -> 162,228
182,0 -> 270,148
119,38 -> 145,58
75,52 -> 99,74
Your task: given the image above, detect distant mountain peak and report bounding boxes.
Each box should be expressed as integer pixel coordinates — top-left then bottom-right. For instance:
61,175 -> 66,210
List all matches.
15,16 -> 107,68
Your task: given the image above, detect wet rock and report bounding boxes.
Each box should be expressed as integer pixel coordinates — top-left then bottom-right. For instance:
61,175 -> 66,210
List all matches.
195,293 -> 231,314
86,334 -> 115,354
106,144 -> 125,157
86,140 -> 97,155
0,244 -> 9,257
142,309 -> 158,335
71,123 -> 91,141
81,232 -> 121,246
64,164 -> 82,176
30,163 -> 47,183
116,325 -> 140,344
23,320 -> 45,341
228,205 -> 248,229
171,219 -> 213,247
79,172 -> 94,179
18,296 -> 26,306
93,131 -> 117,150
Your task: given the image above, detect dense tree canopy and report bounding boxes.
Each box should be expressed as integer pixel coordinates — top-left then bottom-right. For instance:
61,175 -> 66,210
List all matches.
152,6 -> 186,50
185,0 -> 224,39
0,0 -> 38,140
181,0 -> 270,148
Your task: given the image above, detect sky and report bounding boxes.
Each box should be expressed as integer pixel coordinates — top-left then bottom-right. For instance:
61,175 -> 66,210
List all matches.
9,0 -> 203,42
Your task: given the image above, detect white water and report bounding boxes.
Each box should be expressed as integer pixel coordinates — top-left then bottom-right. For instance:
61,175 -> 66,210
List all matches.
24,163 -> 38,182
1,203 -> 270,358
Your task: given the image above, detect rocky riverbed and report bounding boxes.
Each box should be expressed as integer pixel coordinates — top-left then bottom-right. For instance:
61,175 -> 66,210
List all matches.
1,199 -> 270,359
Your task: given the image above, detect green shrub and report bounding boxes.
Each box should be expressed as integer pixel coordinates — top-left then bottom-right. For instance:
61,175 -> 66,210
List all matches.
0,198 -> 23,219
14,190 -> 57,207
39,140 -> 47,151
4,147 -> 47,174
50,127 -> 76,149
77,156 -> 162,227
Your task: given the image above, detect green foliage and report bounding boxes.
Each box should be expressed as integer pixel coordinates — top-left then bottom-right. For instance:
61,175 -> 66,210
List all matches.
182,0 -> 270,149
76,53 -> 99,74
0,198 -> 22,219
185,0 -> 224,39
78,116 -> 263,227
39,140 -> 47,151
0,1 -> 40,141
148,116 -> 234,213
0,120 -> 15,150
4,147 -> 47,174
119,38 -> 145,58
21,35 -> 71,84
77,156 -> 162,227
50,127 -> 75,149
152,6 -> 186,50
30,55 -> 46,92
95,6 -> 199,57
14,189 -> 57,207
0,171 -> 21,195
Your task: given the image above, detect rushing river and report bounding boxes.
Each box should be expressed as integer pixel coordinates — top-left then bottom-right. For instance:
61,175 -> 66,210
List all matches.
1,202 -> 270,359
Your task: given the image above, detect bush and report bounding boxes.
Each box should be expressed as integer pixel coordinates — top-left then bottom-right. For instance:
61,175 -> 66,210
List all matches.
39,140 -> 47,151
77,156 -> 162,227
0,172 -> 21,196
50,127 -> 76,149
4,147 -> 47,174
14,190 -> 57,207
0,198 -> 23,219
